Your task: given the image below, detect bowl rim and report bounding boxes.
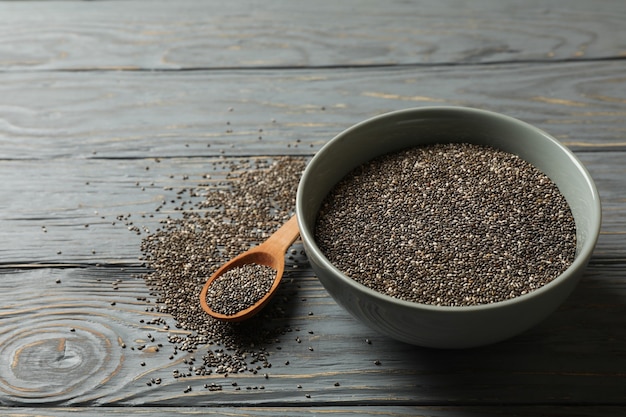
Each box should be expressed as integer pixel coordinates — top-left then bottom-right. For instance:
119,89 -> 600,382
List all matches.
296,106 -> 602,313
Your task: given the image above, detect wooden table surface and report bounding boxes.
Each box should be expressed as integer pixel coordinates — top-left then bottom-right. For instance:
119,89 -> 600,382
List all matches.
1,1 -> 625,416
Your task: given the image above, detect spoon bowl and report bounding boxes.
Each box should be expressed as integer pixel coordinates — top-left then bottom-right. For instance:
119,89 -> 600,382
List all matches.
200,215 -> 300,322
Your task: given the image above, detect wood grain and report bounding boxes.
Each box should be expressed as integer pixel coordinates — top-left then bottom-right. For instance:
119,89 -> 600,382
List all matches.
1,0 -> 625,414
0,261 -> 624,406
0,0 -> 623,71
0,62 -> 624,412
2,406 -> 625,417
0,61 -> 625,161
0,152 -> 624,265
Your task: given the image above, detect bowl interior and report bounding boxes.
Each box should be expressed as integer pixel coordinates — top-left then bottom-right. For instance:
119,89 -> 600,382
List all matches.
297,107 -> 601,302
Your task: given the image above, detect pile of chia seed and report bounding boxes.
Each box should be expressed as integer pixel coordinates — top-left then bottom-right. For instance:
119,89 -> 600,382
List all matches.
140,156 -> 307,375
206,264 -> 277,316
315,143 -> 577,306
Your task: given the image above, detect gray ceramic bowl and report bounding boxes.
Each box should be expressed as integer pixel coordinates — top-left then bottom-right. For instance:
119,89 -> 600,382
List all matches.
296,107 -> 601,349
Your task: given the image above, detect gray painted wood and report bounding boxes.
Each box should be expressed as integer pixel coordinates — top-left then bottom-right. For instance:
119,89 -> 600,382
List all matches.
0,0 -> 625,415
0,0 -> 623,71
0,263 -> 624,406
0,152 -> 624,264
0,62 -> 625,161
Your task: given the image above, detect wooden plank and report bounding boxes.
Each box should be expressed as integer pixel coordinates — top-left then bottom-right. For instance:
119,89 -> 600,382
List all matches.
0,151 -> 624,265
0,61 -> 625,161
0,0 -> 623,71
0,261 -> 624,406
0,0 -> 624,413
0,152 -> 624,406
1,406 -> 625,417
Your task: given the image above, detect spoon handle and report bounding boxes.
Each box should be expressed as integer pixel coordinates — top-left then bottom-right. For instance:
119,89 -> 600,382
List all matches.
260,215 -> 300,253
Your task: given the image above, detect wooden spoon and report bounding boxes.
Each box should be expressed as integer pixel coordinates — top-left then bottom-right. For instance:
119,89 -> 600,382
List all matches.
199,215 -> 300,322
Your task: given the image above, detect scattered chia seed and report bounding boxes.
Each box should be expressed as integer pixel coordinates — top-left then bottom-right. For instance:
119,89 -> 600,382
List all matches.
315,143 -> 576,307
138,156 -> 307,380
205,263 -> 276,316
